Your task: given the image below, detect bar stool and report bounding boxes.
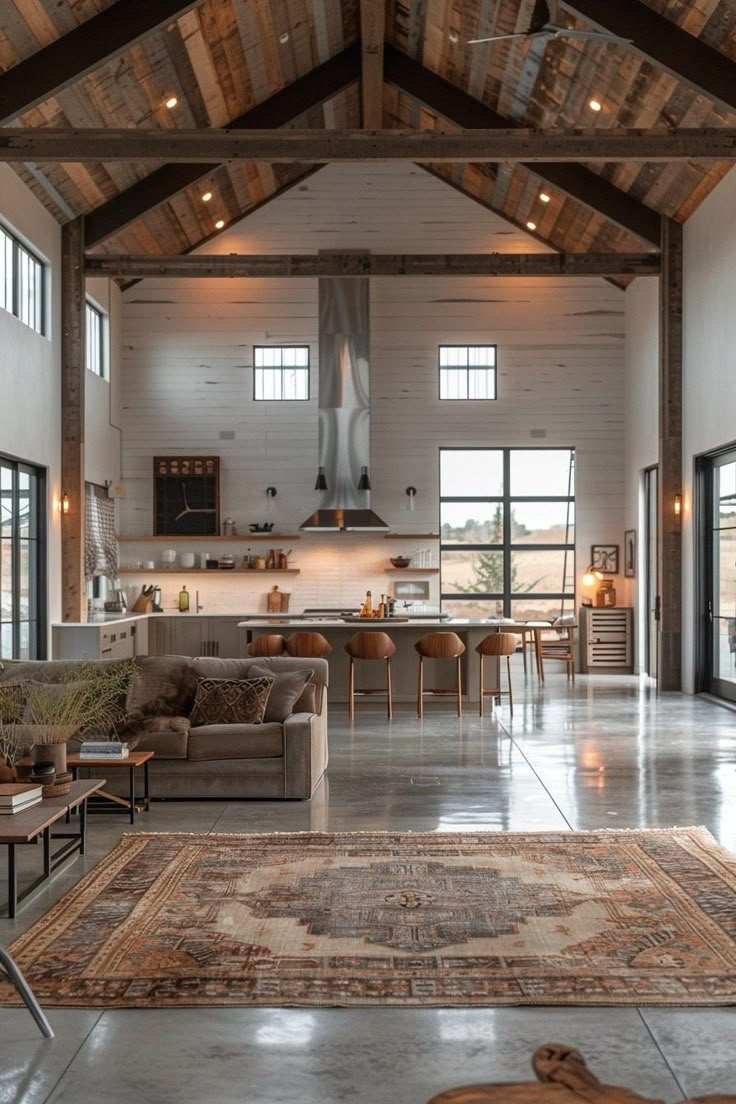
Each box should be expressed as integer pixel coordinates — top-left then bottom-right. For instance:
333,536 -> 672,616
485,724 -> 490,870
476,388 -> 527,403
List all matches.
246,634 -> 287,657
415,631 -> 465,719
344,631 -> 396,720
285,631 -> 333,659
476,632 -> 519,717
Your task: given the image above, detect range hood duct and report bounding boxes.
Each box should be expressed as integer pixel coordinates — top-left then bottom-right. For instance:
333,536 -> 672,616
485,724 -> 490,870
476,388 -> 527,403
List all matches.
300,276 -> 387,531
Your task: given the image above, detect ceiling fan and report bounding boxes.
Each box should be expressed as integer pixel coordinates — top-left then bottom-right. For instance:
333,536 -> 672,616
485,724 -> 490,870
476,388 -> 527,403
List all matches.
468,0 -> 633,48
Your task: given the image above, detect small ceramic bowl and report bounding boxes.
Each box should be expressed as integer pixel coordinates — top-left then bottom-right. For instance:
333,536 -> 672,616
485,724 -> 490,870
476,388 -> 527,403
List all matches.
390,556 -> 411,568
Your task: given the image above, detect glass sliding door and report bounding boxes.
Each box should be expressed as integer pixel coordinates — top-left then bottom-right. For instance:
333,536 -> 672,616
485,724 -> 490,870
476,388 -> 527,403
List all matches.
708,450 -> 736,701
0,457 -> 45,660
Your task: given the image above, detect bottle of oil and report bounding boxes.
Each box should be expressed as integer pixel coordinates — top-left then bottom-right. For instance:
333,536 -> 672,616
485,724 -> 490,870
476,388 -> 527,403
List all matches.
361,590 -> 373,618
178,584 -> 190,613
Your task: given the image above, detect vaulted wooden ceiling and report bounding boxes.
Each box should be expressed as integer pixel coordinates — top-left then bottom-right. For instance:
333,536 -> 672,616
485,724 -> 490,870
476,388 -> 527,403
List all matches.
1,0 -> 735,260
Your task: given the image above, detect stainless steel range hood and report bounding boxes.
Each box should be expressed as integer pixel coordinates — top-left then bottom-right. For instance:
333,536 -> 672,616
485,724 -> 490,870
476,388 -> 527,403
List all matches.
300,276 -> 387,531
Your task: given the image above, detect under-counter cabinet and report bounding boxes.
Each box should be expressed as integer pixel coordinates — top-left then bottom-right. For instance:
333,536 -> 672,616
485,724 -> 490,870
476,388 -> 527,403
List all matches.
579,607 -> 633,674
52,617 -> 147,660
147,616 -> 244,658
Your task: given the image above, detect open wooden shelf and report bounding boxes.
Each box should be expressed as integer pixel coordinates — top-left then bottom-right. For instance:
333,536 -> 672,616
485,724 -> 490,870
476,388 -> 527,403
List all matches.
385,568 -> 439,575
383,533 -> 439,539
119,568 -> 300,575
117,534 -> 300,542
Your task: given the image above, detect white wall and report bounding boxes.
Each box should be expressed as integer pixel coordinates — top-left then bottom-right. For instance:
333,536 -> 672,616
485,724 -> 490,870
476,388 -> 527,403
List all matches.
624,278 -> 659,670
0,164 -> 62,639
85,276 -> 122,489
118,164 -> 626,614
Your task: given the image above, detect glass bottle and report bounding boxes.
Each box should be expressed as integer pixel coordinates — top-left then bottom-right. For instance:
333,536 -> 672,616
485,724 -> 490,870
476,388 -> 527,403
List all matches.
362,590 -> 373,617
178,585 -> 190,613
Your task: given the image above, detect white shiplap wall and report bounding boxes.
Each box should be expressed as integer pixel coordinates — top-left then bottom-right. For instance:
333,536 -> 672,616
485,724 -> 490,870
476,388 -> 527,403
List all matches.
118,164 -> 625,613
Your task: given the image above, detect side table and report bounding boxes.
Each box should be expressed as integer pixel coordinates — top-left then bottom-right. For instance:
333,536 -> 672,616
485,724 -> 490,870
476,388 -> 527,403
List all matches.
66,751 -> 154,825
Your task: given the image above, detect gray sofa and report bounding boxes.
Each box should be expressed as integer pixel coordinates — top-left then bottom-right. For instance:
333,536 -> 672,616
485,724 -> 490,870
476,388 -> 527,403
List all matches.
0,654 -> 328,800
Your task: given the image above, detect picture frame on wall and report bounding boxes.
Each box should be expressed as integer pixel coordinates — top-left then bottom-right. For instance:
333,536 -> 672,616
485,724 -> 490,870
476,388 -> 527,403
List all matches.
590,544 -> 619,574
624,530 -> 636,578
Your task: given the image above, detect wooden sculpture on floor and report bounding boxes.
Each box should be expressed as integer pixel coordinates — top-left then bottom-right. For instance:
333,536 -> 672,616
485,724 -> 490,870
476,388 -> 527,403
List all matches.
428,1043 -> 735,1103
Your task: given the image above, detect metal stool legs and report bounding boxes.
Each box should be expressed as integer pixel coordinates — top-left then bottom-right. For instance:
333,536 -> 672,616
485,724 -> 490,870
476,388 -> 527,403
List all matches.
0,945 -> 54,1038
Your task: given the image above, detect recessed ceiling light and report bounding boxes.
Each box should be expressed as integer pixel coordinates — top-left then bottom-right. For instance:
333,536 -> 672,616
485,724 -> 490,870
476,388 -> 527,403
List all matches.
539,192 -> 551,203
201,191 -> 213,202
526,220 -> 537,231
279,31 -> 289,44
215,219 -> 225,230
448,30 -> 459,44
589,98 -> 602,112
165,95 -> 178,109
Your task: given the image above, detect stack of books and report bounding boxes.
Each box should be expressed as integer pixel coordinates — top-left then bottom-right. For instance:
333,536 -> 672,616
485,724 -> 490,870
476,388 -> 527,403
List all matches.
0,783 -> 43,814
79,741 -> 130,759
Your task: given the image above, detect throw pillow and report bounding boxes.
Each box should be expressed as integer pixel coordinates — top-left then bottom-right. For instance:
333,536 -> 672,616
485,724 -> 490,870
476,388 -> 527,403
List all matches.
249,665 -> 314,723
189,676 -> 274,728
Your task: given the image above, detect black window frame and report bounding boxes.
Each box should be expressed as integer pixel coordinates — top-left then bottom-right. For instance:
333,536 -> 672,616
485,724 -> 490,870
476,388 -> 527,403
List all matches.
0,221 -> 46,336
85,299 -> 107,378
439,446 -> 576,619
0,453 -> 47,660
438,343 -> 497,401
253,344 -> 310,401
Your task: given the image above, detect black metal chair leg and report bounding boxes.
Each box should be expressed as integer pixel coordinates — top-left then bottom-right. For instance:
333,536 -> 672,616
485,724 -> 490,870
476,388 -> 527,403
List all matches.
0,946 -> 54,1039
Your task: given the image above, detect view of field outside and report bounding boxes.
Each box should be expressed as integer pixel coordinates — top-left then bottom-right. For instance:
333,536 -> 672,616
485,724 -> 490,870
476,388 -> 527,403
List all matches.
440,449 -> 576,621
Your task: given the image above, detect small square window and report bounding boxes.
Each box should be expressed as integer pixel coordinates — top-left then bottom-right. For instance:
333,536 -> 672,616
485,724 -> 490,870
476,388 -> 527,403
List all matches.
254,346 -> 310,400
439,344 -> 496,400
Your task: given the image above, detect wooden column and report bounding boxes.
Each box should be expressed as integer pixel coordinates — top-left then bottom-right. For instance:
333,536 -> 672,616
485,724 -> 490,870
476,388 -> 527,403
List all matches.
61,217 -> 86,622
658,216 -> 683,690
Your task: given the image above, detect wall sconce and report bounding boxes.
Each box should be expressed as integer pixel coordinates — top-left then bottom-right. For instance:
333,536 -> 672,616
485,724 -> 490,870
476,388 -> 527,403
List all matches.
357,466 -> 371,492
265,486 -> 277,513
674,493 -> 682,518
406,486 -> 417,512
61,493 -> 70,514
314,467 -> 328,492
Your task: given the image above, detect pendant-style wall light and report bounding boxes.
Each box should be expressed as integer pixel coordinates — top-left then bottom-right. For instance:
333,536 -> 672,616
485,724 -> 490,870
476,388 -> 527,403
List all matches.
674,493 -> 682,518
314,467 -> 328,492
357,466 -> 371,492
406,486 -> 417,512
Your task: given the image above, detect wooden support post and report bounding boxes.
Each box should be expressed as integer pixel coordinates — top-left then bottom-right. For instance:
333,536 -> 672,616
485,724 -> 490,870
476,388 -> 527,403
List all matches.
360,0 -> 385,129
61,218 -> 86,623
658,216 -> 683,690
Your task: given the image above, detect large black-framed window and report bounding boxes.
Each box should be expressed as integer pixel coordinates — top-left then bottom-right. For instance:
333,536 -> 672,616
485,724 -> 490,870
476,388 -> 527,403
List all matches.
0,456 -> 46,660
696,444 -> 736,702
440,447 -> 576,620
0,222 -> 45,335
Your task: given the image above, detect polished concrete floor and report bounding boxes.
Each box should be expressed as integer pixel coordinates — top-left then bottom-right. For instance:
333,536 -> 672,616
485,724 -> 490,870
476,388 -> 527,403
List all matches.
1,671 -> 735,1103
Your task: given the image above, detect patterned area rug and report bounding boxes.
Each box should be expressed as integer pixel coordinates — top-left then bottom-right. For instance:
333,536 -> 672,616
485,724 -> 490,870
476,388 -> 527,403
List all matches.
4,828 -> 736,1007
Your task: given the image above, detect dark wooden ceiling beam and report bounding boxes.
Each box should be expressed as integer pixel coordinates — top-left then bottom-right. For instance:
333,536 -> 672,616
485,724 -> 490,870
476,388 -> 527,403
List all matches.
384,46 -> 660,247
85,44 -> 361,248
4,125 -> 735,164
0,0 -> 203,127
360,0 -> 386,128
85,252 -> 660,278
564,0 -> 736,117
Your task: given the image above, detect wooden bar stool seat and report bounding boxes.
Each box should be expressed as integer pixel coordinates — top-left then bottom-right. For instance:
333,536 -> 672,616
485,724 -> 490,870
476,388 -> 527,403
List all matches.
476,632 -> 519,716
415,631 -> 465,718
344,631 -> 397,720
246,634 -> 287,657
286,631 -> 333,659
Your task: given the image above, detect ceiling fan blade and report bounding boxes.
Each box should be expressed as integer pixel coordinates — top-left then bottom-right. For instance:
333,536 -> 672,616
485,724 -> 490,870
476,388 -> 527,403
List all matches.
467,32 -> 531,44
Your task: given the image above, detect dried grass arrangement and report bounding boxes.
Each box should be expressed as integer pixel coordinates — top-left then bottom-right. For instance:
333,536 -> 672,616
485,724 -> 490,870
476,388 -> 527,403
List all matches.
23,661 -> 139,743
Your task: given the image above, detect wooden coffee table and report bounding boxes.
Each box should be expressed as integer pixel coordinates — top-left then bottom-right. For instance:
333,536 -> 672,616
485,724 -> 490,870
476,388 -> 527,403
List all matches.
66,751 -> 154,824
0,779 -> 104,918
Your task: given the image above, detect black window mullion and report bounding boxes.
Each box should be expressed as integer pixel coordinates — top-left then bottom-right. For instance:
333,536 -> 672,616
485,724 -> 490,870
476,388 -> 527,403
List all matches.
502,450 -> 511,616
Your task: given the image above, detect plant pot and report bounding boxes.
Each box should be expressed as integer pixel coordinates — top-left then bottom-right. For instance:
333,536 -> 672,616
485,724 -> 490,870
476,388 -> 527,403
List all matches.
0,762 -> 18,784
30,735 -> 74,776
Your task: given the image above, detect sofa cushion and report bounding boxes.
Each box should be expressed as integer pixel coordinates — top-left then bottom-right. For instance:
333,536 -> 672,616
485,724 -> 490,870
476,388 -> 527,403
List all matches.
188,723 -> 283,761
249,664 -> 313,722
135,726 -> 190,760
127,655 -> 198,718
189,676 -> 274,727
292,682 -> 318,716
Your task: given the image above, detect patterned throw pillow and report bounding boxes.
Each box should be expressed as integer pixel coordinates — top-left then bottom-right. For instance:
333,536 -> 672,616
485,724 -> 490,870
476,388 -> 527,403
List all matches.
189,676 -> 274,728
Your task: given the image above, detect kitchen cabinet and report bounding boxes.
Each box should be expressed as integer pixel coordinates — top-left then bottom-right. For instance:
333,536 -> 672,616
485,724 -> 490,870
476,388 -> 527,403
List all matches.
146,617 -> 245,658
52,617 -> 144,661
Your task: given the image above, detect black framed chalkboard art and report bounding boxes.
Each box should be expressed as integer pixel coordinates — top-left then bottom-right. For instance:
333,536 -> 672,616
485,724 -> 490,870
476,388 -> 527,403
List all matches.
153,456 -> 220,536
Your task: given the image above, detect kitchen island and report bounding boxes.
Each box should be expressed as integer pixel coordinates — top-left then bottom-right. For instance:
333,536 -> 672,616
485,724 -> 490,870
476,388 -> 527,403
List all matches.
239,618 -> 544,704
